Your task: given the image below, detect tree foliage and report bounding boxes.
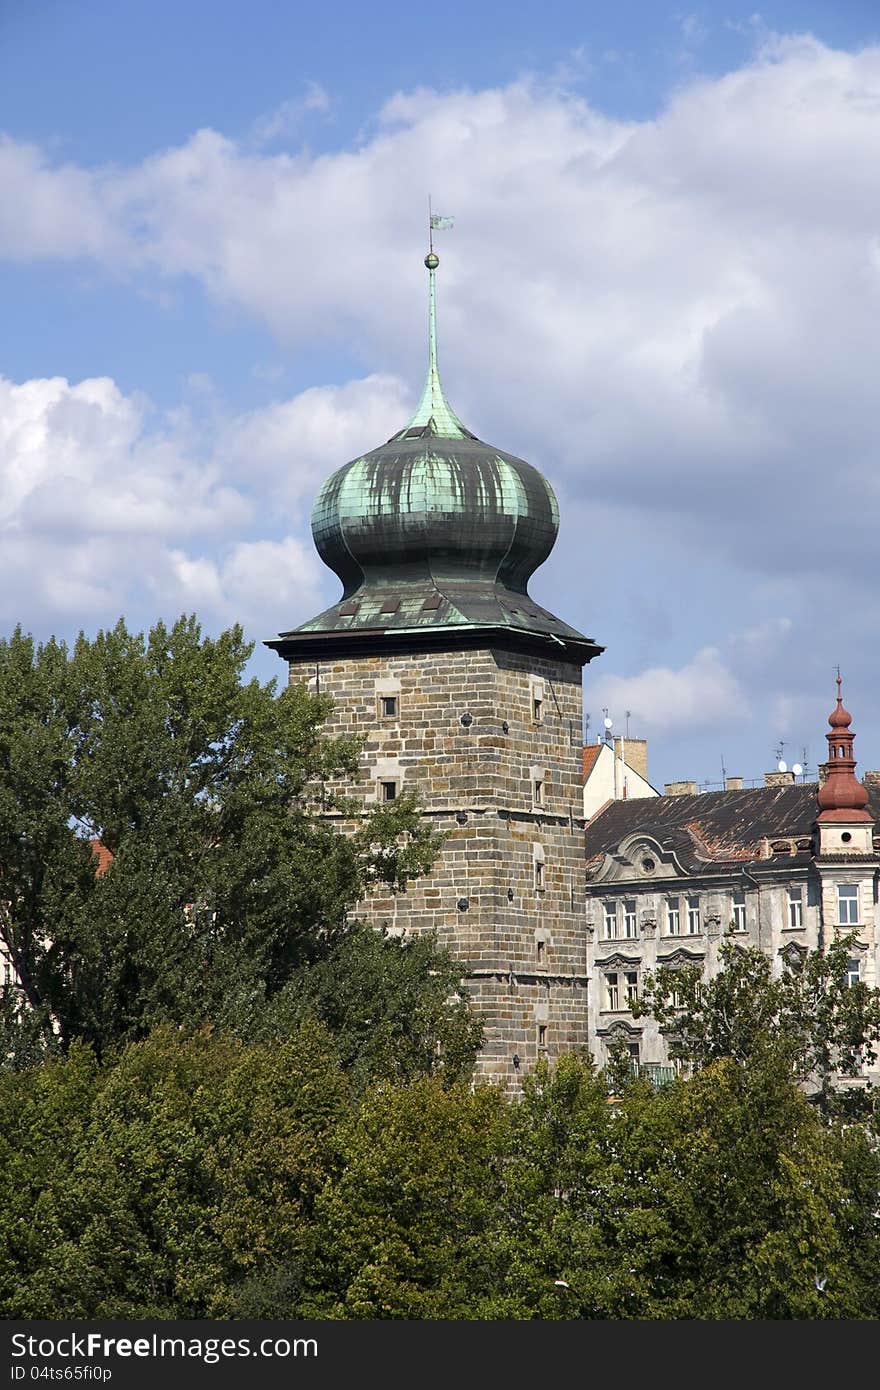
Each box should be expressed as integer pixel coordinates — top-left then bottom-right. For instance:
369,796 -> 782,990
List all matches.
633,930 -> 880,1115
4,1039 -> 876,1320
0,617 -> 443,1057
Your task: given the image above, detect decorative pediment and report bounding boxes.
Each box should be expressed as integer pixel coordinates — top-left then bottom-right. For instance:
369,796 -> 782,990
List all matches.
656,948 -> 704,968
588,832 -> 689,885
595,951 -> 642,970
778,941 -> 808,968
596,1019 -> 643,1040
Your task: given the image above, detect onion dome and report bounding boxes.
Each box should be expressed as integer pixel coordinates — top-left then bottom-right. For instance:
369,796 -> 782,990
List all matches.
270,246 -> 601,665
817,675 -> 871,821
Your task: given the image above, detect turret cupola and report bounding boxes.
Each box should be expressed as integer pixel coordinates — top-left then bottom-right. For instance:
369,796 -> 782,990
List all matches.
269,244 -> 601,665
817,676 -> 871,822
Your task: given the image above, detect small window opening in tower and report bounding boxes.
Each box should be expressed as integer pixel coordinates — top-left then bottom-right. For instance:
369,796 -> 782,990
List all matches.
380,695 -> 398,718
533,693 -> 543,722
534,859 -> 544,891
533,779 -> 544,806
536,938 -> 545,962
537,1024 -> 547,1048
380,780 -> 398,802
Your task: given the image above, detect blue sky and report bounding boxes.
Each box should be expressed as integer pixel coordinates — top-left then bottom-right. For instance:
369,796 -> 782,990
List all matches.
2,0 -> 880,790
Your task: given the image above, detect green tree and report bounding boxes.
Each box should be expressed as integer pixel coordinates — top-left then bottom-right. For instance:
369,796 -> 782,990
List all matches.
307,1076 -> 509,1318
633,930 -> 880,1115
0,1023 -> 351,1318
248,924 -> 483,1091
489,1052 -> 880,1319
0,617 -> 442,1058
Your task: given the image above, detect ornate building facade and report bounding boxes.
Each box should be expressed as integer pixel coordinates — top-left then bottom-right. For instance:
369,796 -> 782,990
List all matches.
268,249 -> 602,1084
583,685 -> 879,1083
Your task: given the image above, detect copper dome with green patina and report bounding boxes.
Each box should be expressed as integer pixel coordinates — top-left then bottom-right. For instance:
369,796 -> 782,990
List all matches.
268,253 -> 601,665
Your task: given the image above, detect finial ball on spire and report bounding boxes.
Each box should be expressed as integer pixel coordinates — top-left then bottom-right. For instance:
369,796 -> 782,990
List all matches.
424,251 -> 439,270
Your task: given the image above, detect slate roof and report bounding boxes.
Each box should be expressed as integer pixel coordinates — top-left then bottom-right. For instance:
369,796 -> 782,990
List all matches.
584,782 -> 880,871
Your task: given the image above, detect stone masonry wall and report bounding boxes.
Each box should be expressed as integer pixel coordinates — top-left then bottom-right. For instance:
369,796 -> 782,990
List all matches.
287,644 -> 588,1087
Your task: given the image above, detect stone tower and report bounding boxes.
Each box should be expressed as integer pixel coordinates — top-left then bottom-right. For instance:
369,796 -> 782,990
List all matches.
267,247 -> 603,1083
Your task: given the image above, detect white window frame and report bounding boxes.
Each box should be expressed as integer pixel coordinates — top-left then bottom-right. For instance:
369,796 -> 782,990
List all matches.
603,902 -> 618,940
666,897 -> 681,935
624,970 -> 639,1006
687,897 -> 701,935
837,884 -> 860,926
787,887 -> 803,929
605,973 -> 620,1011
732,891 -> 746,932
623,901 -> 638,939
845,957 -> 861,989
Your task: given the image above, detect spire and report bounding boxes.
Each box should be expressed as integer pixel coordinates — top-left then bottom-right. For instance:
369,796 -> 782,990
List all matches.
817,674 -> 871,821
404,248 -> 472,440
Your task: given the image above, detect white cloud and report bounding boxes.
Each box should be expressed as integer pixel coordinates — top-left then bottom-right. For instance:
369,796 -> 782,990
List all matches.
587,646 -> 748,736
3,35 -> 879,586
251,83 -> 332,144
3,34 -> 880,774
220,373 -> 410,510
0,370 -> 395,637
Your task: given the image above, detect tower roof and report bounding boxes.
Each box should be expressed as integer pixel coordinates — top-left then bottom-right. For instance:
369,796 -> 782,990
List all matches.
817,675 -> 871,822
269,245 -> 601,667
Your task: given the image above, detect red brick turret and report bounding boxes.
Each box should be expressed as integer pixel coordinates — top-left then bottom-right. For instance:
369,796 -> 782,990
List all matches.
816,676 -> 871,823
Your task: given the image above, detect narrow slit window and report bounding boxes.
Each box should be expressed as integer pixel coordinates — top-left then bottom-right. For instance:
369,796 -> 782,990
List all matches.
537,1024 -> 547,1048
380,695 -> 398,718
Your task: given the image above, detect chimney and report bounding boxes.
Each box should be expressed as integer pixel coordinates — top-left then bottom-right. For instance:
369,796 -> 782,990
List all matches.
664,780 -> 698,796
764,770 -> 794,787
614,736 -> 648,781
725,776 -> 743,790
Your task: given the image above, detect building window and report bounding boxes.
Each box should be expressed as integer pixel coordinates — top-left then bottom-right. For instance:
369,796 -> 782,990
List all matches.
687,897 -> 701,935
534,859 -> 545,891
379,780 -> 398,802
379,694 -> 398,718
623,901 -> 637,938
536,938 -> 545,963
603,902 -> 618,939
787,887 -> 803,929
627,1041 -> 640,1065
845,958 -> 861,988
533,779 -> 544,806
530,679 -> 545,724
605,973 -> 620,1011
666,897 -> 681,935
732,891 -> 746,932
537,1024 -> 547,1048
838,884 -> 859,925
625,971 -> 639,1006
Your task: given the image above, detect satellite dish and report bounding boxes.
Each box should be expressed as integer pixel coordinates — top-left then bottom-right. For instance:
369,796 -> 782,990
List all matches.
792,762 -> 803,777
603,717 -> 613,730
777,760 -> 788,773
